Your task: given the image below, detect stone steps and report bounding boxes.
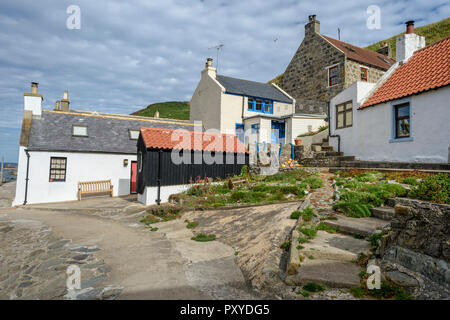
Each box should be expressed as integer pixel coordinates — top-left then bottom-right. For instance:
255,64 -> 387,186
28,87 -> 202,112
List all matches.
371,206 -> 396,221
322,215 -> 389,238
286,231 -> 370,288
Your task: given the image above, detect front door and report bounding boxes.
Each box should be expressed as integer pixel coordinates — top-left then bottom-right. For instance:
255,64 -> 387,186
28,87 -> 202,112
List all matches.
271,121 -> 285,144
130,161 -> 137,193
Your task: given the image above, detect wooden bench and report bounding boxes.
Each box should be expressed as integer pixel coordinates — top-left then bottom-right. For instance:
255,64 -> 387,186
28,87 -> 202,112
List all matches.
78,180 -> 113,200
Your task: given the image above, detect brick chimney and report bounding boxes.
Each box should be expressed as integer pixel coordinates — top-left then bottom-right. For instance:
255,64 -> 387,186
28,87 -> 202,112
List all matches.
305,15 -> 320,37
60,90 -> 70,112
201,57 -> 216,78
24,82 -> 43,116
396,20 -> 425,62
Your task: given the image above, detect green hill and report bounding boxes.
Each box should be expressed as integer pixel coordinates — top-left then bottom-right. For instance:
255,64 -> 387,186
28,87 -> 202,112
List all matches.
132,101 -> 190,120
365,17 -> 450,59
268,17 -> 450,87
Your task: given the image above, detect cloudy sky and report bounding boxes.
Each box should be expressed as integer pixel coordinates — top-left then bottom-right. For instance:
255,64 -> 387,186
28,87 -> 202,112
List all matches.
0,0 -> 448,162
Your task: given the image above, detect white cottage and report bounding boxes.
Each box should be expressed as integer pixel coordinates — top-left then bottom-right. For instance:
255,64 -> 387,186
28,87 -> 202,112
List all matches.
13,84 -> 194,206
329,23 -> 450,163
190,58 -> 326,146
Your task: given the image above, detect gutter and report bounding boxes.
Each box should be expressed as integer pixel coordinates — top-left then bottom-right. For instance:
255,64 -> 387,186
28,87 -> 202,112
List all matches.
23,149 -> 30,205
155,149 -> 162,205
327,102 -> 341,153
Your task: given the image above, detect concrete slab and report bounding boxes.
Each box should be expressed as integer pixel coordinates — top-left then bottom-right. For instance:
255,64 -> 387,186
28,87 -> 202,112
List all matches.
290,259 -> 362,288
299,231 -> 371,262
323,215 -> 389,237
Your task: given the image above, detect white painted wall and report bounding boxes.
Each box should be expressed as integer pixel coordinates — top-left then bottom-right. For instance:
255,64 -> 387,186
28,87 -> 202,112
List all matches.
138,184 -> 191,205
288,116 -> 327,144
13,150 -> 136,206
330,82 -> 450,163
24,95 -> 42,116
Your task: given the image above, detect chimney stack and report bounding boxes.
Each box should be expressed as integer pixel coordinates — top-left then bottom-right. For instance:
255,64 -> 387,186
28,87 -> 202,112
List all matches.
154,110 -> 160,118
54,101 -> 60,111
24,81 -> 43,116
396,20 -> 425,62
31,82 -> 38,94
202,58 -> 216,78
376,42 -> 392,58
60,90 -> 70,112
406,20 -> 415,34
305,14 -> 320,37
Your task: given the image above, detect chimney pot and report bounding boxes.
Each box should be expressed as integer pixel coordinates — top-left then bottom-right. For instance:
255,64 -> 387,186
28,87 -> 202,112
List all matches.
31,82 -> 38,94
406,20 -> 415,34
206,58 -> 213,68
305,14 -> 320,36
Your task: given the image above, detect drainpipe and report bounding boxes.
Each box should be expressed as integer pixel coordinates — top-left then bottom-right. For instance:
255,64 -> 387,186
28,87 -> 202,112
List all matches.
23,149 -> 30,205
155,149 -> 162,205
327,101 -> 341,153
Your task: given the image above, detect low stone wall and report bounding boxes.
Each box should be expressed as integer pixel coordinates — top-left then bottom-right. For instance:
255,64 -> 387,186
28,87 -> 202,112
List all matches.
380,198 -> 450,288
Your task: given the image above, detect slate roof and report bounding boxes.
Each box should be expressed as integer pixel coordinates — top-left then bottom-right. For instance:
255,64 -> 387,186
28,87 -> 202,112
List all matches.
216,75 -> 293,103
361,36 -> 450,108
27,110 -> 195,154
322,35 -> 395,70
141,127 -> 247,153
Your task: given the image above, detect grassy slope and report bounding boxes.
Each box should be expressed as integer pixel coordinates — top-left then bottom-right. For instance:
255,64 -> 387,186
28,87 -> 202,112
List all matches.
268,17 -> 450,87
131,101 -> 190,120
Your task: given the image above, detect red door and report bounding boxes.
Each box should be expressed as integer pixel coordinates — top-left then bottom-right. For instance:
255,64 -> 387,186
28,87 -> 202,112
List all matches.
130,161 -> 137,193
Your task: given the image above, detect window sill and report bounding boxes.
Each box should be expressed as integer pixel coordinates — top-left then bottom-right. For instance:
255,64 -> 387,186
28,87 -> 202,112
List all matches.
389,137 -> 414,143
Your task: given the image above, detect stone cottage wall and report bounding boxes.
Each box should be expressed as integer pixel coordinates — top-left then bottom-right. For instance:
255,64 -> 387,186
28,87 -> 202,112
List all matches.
281,34 -> 346,115
344,59 -> 386,88
381,198 -> 450,288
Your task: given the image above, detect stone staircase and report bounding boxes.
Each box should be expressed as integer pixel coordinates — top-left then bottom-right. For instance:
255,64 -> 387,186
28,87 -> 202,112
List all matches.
296,137 -> 355,167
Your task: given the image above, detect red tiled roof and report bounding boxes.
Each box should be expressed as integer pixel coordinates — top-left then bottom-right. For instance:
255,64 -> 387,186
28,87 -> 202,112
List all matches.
140,127 -> 248,153
361,36 -> 450,109
322,35 -> 395,70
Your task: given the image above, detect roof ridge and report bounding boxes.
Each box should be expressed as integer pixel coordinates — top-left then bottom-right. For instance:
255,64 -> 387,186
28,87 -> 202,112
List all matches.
217,74 -> 272,87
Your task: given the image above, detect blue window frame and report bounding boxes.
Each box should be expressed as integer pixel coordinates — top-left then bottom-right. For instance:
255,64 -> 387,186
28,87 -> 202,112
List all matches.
235,123 -> 245,144
390,99 -> 413,143
247,97 -> 273,114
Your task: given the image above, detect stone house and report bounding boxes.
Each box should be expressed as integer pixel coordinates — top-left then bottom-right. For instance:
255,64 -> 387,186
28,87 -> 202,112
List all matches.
328,23 -> 450,163
281,15 -> 395,115
190,58 -> 326,146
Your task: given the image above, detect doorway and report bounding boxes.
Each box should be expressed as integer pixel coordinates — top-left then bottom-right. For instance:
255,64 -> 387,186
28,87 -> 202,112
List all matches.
271,121 -> 285,144
130,161 -> 137,193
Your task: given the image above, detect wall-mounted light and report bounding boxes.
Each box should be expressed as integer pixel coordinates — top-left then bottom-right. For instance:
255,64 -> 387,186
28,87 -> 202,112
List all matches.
123,159 -> 129,167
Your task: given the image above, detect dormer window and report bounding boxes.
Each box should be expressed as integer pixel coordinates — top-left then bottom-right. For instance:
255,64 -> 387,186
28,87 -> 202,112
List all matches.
129,129 -> 140,140
361,67 -> 368,81
72,125 -> 88,137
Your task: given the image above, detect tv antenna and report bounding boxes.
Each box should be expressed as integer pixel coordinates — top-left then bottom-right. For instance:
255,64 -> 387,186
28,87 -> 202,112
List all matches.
208,43 -> 224,69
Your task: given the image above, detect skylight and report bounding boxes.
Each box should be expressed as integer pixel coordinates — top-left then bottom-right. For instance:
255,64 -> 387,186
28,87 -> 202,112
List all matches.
129,129 -> 140,140
72,125 -> 88,137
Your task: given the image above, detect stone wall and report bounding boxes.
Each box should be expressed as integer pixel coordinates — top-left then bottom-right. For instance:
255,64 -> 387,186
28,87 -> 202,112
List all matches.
281,33 -> 346,115
380,198 -> 450,288
345,59 -> 386,88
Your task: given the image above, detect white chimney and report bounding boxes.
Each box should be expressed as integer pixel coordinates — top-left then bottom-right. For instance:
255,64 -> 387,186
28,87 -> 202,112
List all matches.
201,58 -> 216,78
396,21 -> 425,62
24,82 -> 43,116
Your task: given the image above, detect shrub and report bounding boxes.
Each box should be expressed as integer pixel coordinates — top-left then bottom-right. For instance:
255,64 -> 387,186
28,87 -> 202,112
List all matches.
187,185 -> 203,196
240,165 -> 249,177
409,174 -> 450,204
191,233 -> 216,242
303,282 -> 325,292
290,210 -> 301,219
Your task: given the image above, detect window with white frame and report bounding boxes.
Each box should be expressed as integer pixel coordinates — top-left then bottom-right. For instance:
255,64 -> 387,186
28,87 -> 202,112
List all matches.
129,129 -> 139,140
72,125 -> 88,137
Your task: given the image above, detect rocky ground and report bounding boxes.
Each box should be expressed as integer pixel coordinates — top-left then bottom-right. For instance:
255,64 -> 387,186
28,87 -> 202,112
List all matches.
0,218 -> 122,300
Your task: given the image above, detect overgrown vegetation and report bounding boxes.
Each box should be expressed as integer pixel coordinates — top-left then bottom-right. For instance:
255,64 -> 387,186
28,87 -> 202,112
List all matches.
297,125 -> 328,137
140,206 -> 182,225
303,282 -> 325,293
175,169 -> 323,209
409,174 -> 449,204
191,233 -> 216,242
350,280 -> 413,300
132,101 -> 190,120
185,220 -> 199,229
